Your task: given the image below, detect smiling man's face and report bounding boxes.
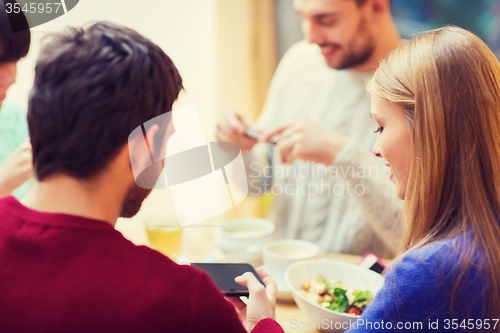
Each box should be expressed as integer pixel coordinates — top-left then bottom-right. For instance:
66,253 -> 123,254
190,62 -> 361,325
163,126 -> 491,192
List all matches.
293,0 -> 376,70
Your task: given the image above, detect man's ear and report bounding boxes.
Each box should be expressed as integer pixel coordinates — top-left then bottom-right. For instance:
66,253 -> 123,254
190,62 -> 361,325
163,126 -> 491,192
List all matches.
127,123 -> 166,189
128,126 -> 155,173
143,112 -> 174,163
145,122 -> 171,163
143,123 -> 160,149
367,0 -> 390,24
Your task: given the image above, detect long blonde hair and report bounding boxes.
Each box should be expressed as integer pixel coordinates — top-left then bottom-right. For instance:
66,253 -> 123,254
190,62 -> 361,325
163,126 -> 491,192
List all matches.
368,26 -> 500,322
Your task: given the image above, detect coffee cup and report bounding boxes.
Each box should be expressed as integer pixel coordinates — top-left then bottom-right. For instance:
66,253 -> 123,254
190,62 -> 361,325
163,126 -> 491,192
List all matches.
214,218 -> 275,266
262,239 -> 321,297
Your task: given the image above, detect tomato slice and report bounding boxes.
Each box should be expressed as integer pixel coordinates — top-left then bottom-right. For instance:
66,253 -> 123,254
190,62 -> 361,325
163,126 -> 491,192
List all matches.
346,306 -> 361,316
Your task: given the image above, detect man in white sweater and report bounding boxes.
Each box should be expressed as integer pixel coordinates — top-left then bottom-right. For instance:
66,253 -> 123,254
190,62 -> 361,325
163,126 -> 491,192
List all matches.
216,0 -> 403,257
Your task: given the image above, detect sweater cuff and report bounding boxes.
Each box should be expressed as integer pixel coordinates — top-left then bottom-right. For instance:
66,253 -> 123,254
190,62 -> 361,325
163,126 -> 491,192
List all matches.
251,318 -> 284,333
332,139 -> 369,175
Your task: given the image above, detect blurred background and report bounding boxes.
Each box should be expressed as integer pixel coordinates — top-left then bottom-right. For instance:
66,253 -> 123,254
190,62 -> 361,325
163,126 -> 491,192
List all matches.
8,0 -> 500,248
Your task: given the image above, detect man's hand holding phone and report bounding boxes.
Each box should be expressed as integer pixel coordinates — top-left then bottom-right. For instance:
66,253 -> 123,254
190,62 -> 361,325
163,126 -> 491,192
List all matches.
216,110 -> 262,152
229,267 -> 277,332
260,117 -> 349,165
192,263 -> 277,332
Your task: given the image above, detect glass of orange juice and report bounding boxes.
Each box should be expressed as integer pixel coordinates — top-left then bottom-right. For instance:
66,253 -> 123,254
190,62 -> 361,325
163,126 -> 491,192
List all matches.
144,215 -> 182,260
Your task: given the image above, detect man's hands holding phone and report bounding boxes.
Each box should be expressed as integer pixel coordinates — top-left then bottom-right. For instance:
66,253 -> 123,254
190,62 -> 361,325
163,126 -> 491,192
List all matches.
228,267 -> 277,332
260,117 -> 349,165
191,263 -> 277,332
216,110 -> 261,152
216,110 -> 349,166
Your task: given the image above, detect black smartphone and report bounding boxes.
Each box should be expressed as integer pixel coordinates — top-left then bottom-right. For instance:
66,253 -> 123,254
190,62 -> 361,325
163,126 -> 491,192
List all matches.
191,263 -> 266,297
358,253 -> 386,275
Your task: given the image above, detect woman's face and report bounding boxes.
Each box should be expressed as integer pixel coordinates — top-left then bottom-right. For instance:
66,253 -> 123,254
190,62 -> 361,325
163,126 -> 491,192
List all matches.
0,61 -> 17,108
370,95 -> 413,200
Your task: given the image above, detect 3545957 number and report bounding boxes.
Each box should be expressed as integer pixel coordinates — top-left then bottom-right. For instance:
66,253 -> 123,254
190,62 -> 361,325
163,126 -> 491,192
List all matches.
5,2 -> 62,14
443,318 -> 499,330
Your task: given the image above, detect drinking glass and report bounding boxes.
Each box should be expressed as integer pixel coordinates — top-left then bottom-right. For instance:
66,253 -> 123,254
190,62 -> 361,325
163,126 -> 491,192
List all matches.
144,215 -> 182,260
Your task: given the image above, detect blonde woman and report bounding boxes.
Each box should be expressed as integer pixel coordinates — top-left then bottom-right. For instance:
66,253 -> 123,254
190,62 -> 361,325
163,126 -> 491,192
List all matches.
344,26 -> 500,331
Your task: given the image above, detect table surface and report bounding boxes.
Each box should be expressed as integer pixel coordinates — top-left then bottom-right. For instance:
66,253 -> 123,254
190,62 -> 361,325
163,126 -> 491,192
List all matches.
115,219 -> 388,333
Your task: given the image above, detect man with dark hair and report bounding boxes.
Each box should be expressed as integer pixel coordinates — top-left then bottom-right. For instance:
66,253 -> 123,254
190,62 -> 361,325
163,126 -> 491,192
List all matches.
217,0 -> 403,257
26,21 -> 183,219
0,22 -> 283,332
0,0 -> 32,199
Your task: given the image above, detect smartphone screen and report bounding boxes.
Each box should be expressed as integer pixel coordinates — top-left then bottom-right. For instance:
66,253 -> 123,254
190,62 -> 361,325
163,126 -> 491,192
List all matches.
191,263 -> 266,297
358,253 -> 386,275
368,261 -> 385,274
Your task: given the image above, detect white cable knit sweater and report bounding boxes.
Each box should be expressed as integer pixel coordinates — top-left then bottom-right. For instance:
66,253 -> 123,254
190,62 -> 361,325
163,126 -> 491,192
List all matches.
244,41 -> 403,258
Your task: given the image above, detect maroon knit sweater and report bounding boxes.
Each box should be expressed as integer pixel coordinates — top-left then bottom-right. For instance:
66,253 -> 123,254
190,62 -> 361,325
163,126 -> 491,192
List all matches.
0,196 -> 284,333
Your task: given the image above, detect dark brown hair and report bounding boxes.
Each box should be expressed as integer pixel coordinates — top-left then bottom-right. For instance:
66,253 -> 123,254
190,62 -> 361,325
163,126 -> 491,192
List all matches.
0,0 -> 30,62
28,21 -> 183,181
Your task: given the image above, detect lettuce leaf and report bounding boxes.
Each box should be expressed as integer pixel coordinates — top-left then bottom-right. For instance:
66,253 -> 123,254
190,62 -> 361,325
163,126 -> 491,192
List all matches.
352,290 -> 373,309
328,288 -> 349,313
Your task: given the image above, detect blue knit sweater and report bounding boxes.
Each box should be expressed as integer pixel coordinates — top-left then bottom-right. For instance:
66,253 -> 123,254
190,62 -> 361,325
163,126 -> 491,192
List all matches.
346,234 -> 492,332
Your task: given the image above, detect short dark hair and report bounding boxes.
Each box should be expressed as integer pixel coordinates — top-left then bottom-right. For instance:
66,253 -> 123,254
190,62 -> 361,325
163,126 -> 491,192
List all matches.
0,0 -> 30,62
28,22 -> 183,181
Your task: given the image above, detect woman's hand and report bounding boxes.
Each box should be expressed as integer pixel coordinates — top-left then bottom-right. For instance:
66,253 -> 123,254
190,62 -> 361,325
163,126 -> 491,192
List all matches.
227,267 -> 277,332
0,138 -> 33,197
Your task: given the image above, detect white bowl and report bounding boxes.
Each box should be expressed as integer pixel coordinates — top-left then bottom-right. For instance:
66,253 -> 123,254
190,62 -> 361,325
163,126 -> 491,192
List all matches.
285,258 -> 385,333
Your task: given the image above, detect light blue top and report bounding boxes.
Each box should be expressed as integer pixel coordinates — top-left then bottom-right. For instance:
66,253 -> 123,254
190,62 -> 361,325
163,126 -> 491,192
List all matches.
346,232 -> 489,332
0,99 -> 31,199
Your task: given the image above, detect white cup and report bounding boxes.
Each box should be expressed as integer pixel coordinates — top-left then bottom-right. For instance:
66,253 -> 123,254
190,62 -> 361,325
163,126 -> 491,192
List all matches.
214,218 -> 275,266
263,239 -> 321,291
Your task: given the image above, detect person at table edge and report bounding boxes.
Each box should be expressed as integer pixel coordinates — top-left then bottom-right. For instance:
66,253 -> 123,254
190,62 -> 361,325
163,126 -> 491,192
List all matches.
0,0 -> 33,200
217,0 -> 403,258
0,21 -> 283,333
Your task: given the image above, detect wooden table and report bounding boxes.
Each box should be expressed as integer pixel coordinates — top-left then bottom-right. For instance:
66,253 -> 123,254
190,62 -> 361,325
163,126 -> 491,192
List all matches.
115,219 -> 387,333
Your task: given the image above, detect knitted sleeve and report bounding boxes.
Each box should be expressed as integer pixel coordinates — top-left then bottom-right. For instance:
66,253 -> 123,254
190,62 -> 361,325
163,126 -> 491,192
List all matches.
333,139 -> 403,254
242,41 -> 313,195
